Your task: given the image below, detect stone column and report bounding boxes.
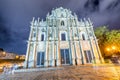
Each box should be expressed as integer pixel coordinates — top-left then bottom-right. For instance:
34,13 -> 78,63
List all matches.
76,19 -> 84,65
30,25 -> 38,68
88,19 -> 104,63
71,28 -> 76,65
44,41 -> 48,67
52,41 -> 55,66
25,19 -> 35,68
51,24 -> 55,67
25,42 -> 31,68
44,25 -> 48,67
67,18 -> 72,65
34,18 -> 40,67
32,43 -> 36,67
56,41 -> 61,66
84,22 -> 96,64
71,24 -> 76,65
91,25 -> 102,63
92,30 -> 103,63
97,43 -> 104,63
71,42 -> 76,65
56,20 -> 61,66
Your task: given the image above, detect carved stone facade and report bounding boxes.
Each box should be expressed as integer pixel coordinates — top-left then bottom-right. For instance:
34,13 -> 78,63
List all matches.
24,7 -> 104,68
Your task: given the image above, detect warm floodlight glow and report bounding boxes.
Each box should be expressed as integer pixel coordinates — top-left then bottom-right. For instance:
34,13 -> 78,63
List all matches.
106,48 -> 110,51
16,56 -> 19,59
112,46 -> 116,50
3,51 -> 6,55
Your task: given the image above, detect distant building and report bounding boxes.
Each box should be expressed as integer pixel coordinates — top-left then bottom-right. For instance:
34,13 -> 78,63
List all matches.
0,52 -> 25,60
0,48 -> 4,57
0,52 -> 16,59
25,7 -> 104,68
19,55 -> 26,60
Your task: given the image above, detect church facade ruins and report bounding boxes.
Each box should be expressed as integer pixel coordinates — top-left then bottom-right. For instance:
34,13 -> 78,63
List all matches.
24,7 -> 104,68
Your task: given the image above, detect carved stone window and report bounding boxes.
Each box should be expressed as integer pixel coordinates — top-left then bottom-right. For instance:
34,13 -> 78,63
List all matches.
82,34 -> 86,40
41,34 -> 44,41
61,21 -> 65,26
61,33 -> 66,41
33,33 -> 36,37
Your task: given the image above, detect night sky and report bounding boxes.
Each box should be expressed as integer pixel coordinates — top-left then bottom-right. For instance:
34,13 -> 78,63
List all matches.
0,0 -> 120,54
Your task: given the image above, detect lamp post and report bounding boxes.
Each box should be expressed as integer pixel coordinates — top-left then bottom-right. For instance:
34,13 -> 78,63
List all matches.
106,46 -> 117,56
112,46 -> 116,56
106,46 -> 118,63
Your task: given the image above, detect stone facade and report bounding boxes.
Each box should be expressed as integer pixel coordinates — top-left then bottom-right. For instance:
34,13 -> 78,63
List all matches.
24,7 -> 104,68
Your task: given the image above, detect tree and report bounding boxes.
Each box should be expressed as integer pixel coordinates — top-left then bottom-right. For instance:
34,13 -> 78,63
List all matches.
94,26 -> 120,58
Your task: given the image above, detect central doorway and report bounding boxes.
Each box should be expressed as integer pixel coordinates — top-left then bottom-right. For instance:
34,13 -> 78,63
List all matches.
60,49 -> 70,65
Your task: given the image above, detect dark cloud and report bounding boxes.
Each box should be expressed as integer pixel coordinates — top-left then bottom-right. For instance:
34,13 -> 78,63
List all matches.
0,16 -> 12,44
0,0 -> 120,54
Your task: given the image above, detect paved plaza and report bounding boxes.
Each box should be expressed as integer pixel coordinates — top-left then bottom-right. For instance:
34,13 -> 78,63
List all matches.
0,64 -> 120,80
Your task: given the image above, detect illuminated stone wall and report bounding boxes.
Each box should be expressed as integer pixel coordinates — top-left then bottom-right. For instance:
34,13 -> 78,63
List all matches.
24,7 -> 104,68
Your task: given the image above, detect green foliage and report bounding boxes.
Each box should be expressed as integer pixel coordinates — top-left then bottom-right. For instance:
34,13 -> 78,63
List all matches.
94,26 -> 108,46
105,30 -> 120,45
94,26 -> 108,38
94,26 -> 120,58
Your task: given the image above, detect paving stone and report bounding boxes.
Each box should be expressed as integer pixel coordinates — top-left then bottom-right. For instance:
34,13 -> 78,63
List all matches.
0,65 -> 120,80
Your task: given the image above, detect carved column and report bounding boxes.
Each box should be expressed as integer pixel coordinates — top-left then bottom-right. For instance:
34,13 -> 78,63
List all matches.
56,20 -> 61,66
71,22 -> 76,65
84,21 -> 96,64
25,42 -> 31,68
25,18 -> 35,68
67,18 -> 72,65
44,25 -> 48,67
91,24 -> 103,63
76,19 -> 84,65
52,25 -> 55,67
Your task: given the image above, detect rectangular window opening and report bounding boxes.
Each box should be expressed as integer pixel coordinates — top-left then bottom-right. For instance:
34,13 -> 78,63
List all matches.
61,33 -> 66,41
41,34 -> 44,41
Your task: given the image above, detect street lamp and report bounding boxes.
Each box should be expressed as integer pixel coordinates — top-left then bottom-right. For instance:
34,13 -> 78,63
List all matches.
106,46 -> 117,52
106,46 -> 117,56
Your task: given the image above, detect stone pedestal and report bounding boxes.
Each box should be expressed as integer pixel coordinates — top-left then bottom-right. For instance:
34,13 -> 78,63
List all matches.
28,60 -> 34,68
44,60 -> 48,67
72,58 -> 76,65
77,58 -> 81,65
95,58 -> 101,64
52,59 -> 55,67
57,59 -> 61,66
